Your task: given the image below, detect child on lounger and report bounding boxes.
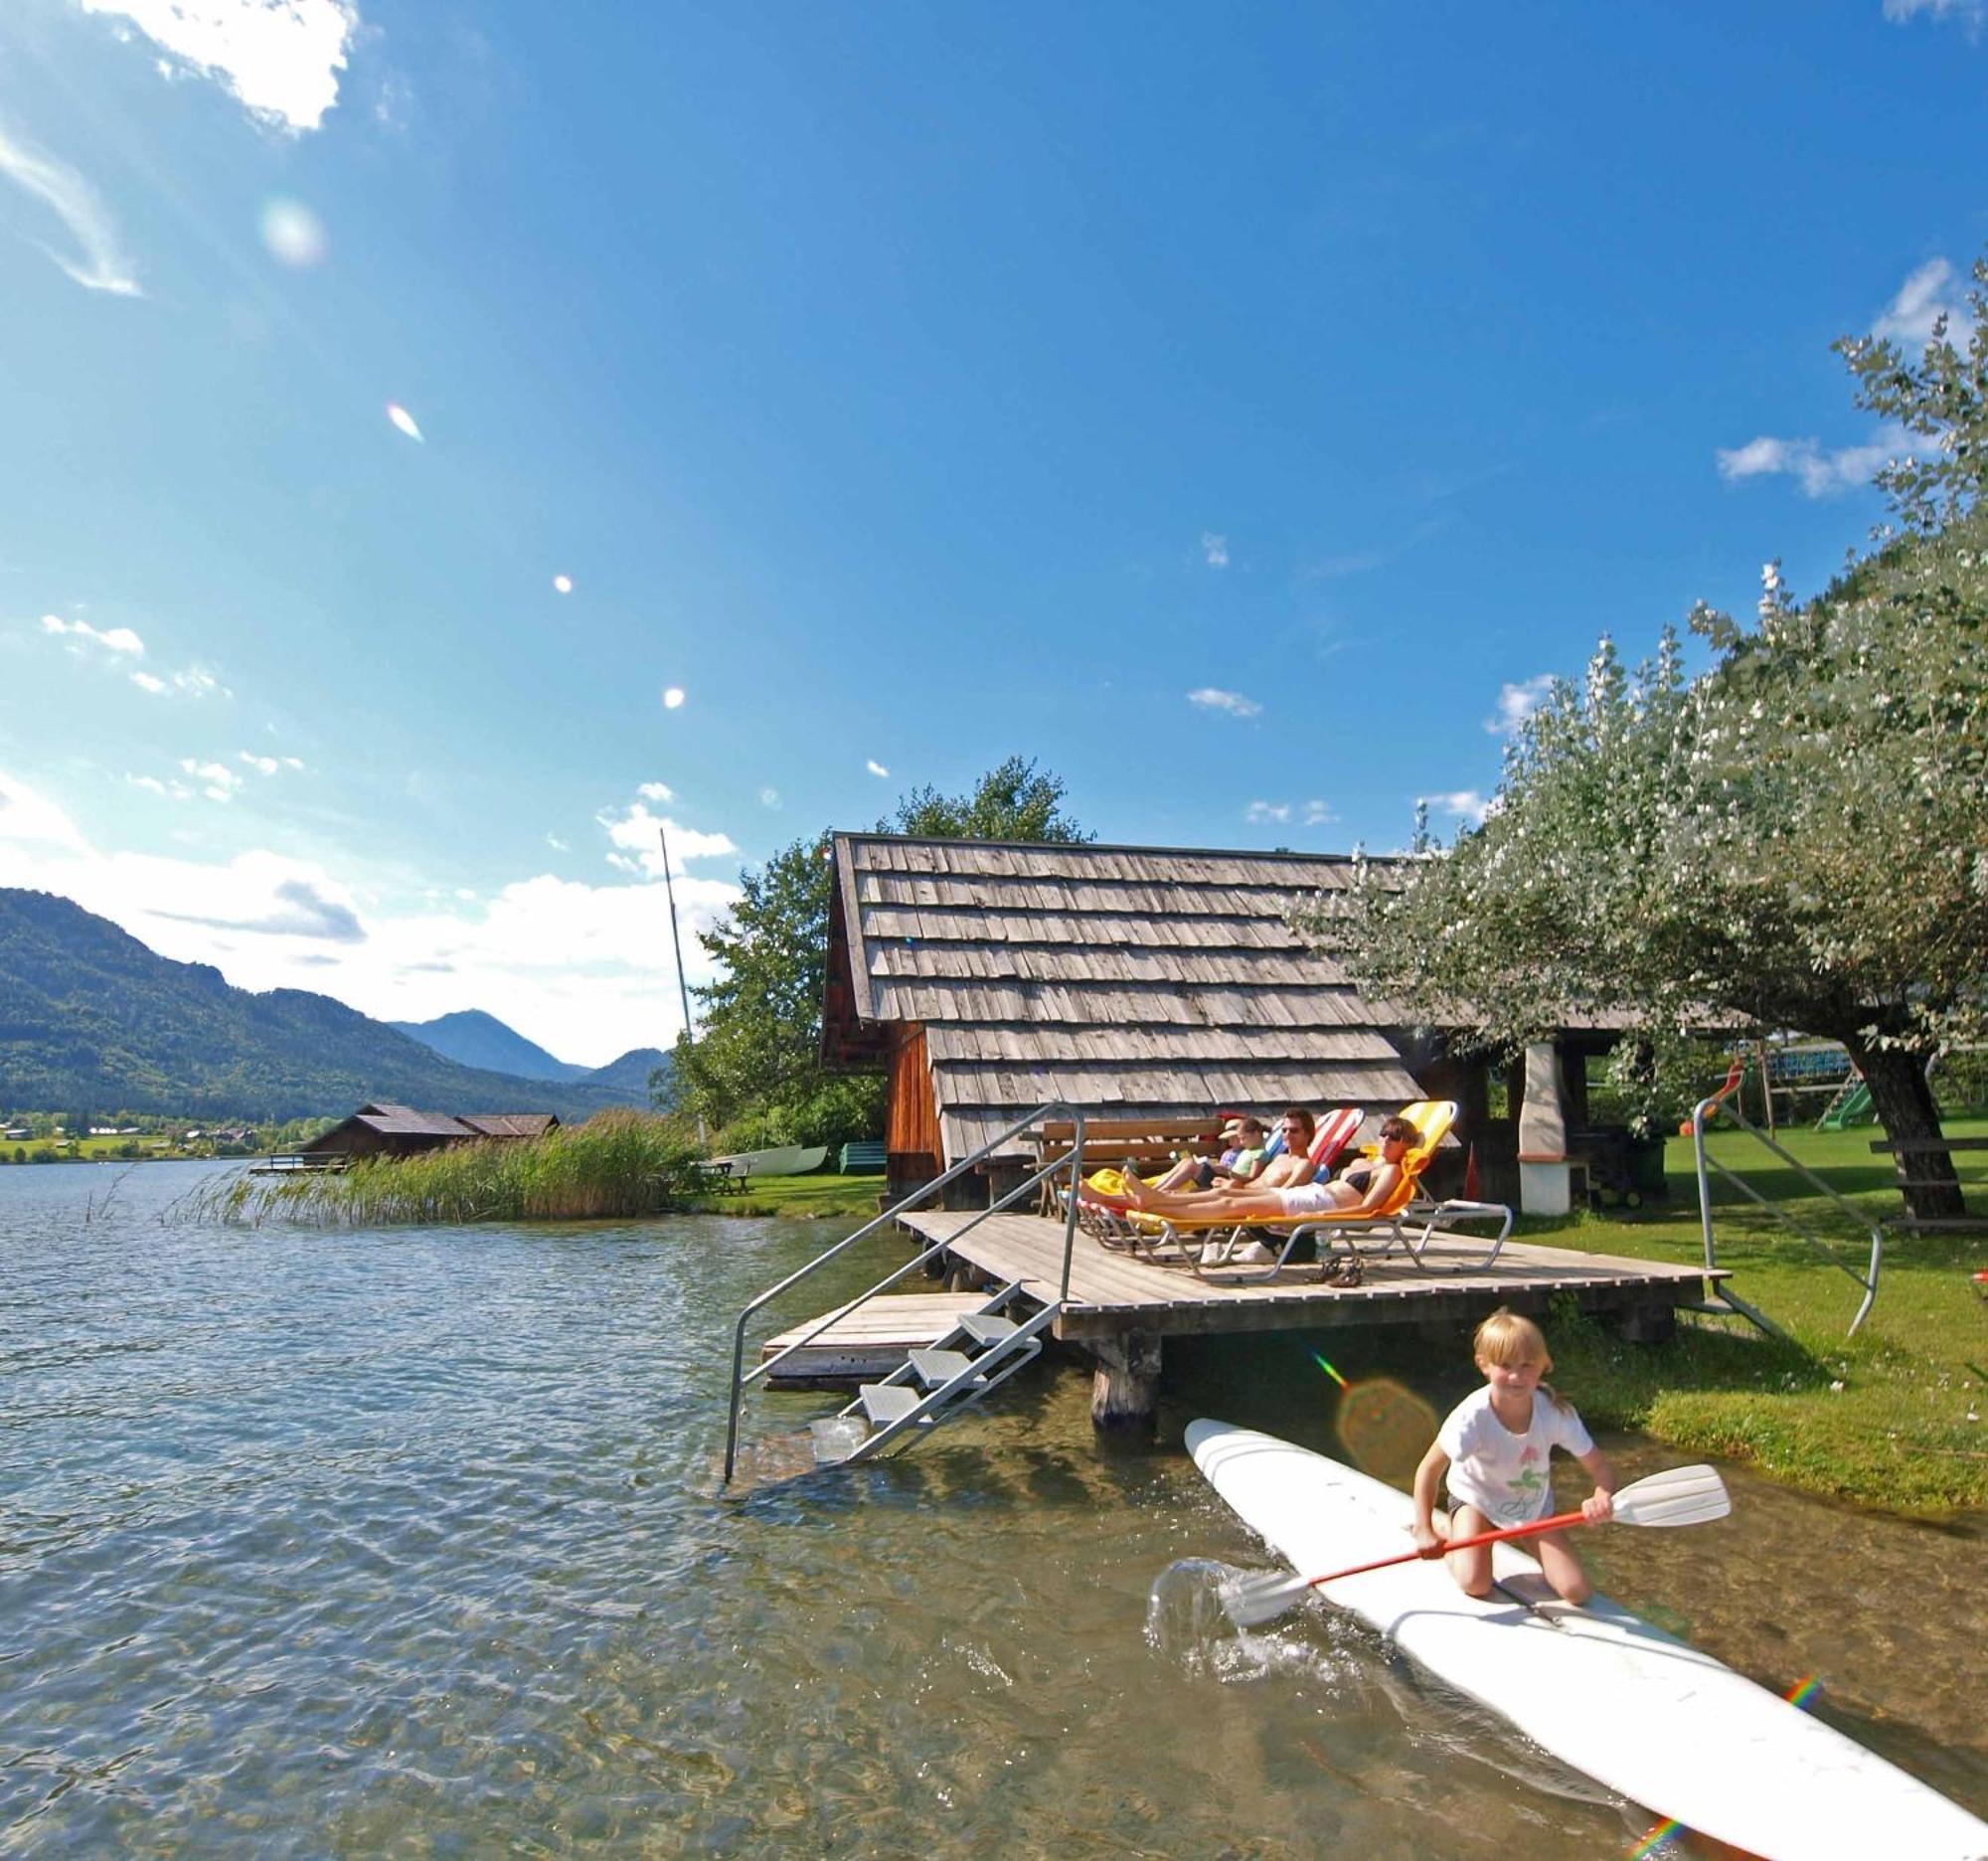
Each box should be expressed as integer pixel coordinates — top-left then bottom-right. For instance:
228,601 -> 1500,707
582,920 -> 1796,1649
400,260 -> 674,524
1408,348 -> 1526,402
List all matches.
1116,1113 -> 1415,1222
1149,1115 -> 1268,1192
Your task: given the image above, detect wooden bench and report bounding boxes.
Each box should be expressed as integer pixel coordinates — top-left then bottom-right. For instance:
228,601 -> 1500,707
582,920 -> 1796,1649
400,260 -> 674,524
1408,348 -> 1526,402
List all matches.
1025,1116 -> 1238,1211
1867,1137 -> 1988,1231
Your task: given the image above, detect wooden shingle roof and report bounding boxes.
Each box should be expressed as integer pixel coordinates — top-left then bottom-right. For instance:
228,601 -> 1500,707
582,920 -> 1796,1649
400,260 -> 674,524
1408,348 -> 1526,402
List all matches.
825,834 -> 1425,1161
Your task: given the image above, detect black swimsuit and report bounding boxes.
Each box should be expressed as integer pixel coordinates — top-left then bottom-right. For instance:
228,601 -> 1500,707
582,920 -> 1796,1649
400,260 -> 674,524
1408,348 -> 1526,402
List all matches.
1342,1168 -> 1374,1194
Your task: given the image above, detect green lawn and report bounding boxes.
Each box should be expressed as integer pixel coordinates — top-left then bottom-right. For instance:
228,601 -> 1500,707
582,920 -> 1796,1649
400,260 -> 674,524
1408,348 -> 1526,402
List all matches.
684,1170 -> 888,1220
1521,1116 -> 1987,1515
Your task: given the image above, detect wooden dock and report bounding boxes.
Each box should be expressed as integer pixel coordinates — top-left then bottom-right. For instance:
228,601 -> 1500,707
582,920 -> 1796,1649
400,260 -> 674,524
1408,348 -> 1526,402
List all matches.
761,1291 -> 991,1383
896,1209 -> 1719,1339
760,1213 -> 1721,1428
868,1209 -> 1723,1427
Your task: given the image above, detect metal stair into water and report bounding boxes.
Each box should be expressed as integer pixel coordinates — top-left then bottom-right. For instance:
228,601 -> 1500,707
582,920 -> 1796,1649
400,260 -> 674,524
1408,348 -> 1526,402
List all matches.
724,1102 -> 1089,1483
810,1292 -> 1058,1464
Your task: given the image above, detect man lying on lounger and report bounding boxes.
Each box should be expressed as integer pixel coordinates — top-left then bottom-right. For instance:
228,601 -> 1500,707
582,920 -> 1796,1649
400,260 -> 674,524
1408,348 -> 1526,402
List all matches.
1115,1112 -> 1415,1222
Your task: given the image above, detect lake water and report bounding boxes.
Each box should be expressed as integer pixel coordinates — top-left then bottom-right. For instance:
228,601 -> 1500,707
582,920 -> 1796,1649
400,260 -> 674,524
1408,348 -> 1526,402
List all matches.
2,1161 -> 1982,1856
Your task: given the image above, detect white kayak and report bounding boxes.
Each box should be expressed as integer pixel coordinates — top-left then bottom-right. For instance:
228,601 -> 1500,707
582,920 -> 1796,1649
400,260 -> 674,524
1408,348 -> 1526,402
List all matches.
1187,1419 -> 1987,1861
707,1144 -> 828,1178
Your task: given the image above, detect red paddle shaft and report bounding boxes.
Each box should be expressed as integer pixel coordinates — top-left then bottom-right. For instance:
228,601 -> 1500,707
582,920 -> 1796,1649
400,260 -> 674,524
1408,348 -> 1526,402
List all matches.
1306,1507 -> 1593,1592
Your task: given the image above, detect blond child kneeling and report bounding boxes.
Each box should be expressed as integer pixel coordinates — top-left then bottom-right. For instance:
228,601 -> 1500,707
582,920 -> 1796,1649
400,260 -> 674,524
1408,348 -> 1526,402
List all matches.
1411,1309 -> 1617,1606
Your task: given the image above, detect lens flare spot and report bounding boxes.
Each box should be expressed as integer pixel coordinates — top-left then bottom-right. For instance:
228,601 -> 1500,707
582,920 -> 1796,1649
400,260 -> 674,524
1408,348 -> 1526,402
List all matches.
385,403 -> 423,442
1312,1352 -> 1350,1391
1334,1377 -> 1437,1483
260,197 -> 327,266
553,575 -> 574,594
662,687 -> 686,710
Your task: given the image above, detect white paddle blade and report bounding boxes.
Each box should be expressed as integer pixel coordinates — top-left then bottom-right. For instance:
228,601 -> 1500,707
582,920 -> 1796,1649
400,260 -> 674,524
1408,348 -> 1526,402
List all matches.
1612,1463 -> 1731,1529
1218,1570 -> 1310,1628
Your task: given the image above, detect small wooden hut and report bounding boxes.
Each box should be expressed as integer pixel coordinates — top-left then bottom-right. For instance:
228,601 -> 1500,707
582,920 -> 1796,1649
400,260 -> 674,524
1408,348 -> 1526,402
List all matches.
819,835 -> 1426,1201
298,1104 -> 560,1162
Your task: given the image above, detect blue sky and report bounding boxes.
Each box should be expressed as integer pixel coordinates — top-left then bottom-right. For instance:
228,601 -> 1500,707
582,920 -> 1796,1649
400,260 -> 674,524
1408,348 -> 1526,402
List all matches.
0,1 -> 1983,1064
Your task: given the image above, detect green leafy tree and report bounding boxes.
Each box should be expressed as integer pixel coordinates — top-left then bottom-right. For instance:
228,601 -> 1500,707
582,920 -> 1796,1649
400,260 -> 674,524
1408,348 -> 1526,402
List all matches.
886,755 -> 1091,842
1321,259 -> 1988,1221
666,760 -> 1090,1147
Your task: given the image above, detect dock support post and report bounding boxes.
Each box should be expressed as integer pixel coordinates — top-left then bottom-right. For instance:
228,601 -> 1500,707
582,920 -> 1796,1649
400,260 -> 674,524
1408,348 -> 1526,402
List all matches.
1612,1301 -> 1677,1346
1088,1330 -> 1160,1432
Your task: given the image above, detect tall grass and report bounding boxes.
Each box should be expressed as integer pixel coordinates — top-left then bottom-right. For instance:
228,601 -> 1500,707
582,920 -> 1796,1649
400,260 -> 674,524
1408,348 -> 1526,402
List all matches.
194,1111 -> 704,1227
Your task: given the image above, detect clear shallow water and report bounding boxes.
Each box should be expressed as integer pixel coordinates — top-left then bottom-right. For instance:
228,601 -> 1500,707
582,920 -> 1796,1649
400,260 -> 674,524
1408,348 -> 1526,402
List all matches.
2,1162 -> 1982,1856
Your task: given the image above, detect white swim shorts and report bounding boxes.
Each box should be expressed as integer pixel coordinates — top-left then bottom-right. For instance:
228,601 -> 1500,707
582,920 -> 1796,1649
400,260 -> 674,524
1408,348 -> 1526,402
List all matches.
1273,1182 -> 1339,1217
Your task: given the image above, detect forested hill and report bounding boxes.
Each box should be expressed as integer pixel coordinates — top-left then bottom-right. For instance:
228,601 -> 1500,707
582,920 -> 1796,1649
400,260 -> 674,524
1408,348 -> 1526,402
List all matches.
0,889 -> 654,1121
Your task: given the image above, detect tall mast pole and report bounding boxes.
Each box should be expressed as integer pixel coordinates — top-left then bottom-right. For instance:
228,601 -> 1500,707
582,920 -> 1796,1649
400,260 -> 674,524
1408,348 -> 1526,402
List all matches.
659,824 -> 707,1144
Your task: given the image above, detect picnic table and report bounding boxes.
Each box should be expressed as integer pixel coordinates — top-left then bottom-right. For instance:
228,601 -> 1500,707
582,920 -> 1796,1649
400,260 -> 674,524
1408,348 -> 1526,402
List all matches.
693,1159 -> 747,1195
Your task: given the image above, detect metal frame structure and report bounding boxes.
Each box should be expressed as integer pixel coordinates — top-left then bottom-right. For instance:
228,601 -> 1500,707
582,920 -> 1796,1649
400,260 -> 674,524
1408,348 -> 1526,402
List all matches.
723,1103 -> 1087,1483
1691,1068 -> 1882,1338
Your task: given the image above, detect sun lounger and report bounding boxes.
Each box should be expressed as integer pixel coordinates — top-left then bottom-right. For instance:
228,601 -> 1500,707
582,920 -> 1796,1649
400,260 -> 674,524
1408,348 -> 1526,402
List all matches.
1084,1101 -> 1513,1284
1210,1100 -> 1514,1281
1073,1107 -> 1365,1269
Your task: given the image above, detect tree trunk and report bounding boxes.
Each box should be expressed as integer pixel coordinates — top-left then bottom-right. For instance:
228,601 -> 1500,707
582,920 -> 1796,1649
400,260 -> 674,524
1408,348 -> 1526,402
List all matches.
1846,1041 -> 1965,1222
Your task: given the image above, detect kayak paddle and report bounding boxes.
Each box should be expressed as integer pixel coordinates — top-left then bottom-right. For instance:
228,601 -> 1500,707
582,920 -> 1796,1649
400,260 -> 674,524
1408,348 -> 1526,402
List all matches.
1219,1461 -> 1731,1628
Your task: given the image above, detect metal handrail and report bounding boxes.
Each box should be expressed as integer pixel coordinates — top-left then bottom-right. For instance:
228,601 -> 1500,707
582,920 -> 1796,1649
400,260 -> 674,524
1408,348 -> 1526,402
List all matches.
722,1103 -> 1086,1482
1692,1080 -> 1883,1337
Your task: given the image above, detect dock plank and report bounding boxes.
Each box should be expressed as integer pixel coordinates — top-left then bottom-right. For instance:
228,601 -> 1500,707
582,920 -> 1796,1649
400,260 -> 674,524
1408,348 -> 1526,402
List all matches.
760,1291 -> 990,1381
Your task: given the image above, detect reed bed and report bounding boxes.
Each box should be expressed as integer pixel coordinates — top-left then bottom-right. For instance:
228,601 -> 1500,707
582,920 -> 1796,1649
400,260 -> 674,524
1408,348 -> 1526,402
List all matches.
192,1111 -> 705,1227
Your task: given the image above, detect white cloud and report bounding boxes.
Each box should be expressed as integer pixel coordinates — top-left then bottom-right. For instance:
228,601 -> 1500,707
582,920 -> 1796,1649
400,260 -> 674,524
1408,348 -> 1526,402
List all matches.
0,768 -> 744,1064
1201,531 -> 1230,569
636,781 -> 675,802
128,664 -> 227,699
661,686 -> 686,711
281,755 -> 303,769
0,123 -> 142,296
553,574 -> 573,595
1247,798 -> 1334,827
759,786 -> 780,808
1486,673 -> 1556,736
866,759 -> 890,777
1188,687 -> 1262,719
546,832 -> 568,852
239,752 -> 279,774
1423,788 -> 1492,826
1871,256 -> 1973,348
78,0 -> 361,133
42,613 -> 145,656
385,402 -> 422,441
1715,430 -> 1901,498
179,758 -> 242,801
597,799 -> 739,879
0,770 -> 89,850
1883,0 -> 1985,29
126,773 -> 173,796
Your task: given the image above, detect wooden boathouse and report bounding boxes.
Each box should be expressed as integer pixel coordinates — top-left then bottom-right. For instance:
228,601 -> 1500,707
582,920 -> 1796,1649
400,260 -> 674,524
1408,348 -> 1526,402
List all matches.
820,834 -> 1429,1194
767,834 -> 1710,1439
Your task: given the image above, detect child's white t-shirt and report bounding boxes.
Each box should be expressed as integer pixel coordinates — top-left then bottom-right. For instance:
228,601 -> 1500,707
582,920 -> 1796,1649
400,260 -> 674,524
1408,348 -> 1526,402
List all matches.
1436,1385 -> 1594,1525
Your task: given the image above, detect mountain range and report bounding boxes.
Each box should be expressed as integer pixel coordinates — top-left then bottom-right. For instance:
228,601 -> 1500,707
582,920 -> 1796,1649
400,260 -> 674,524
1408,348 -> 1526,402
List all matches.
388,1008 -> 667,1093
0,888 -> 671,1121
